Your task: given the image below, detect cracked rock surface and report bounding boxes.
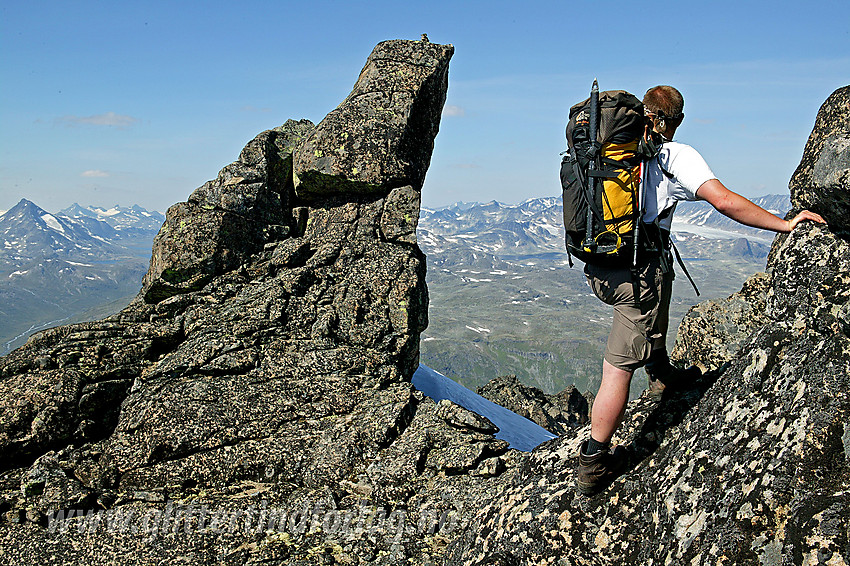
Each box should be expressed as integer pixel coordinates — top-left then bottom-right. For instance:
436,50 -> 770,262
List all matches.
477,375 -> 589,436
789,85 -> 850,233
293,40 -> 453,201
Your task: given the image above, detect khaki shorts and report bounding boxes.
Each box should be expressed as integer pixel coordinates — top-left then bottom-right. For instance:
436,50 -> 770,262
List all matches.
584,258 -> 674,372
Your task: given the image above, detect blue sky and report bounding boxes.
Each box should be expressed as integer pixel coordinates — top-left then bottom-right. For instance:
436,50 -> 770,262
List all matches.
2,0 -> 849,214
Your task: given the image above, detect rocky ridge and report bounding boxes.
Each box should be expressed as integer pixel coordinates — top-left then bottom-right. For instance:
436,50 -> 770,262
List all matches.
0,39 -> 847,566
0,39 -> 522,564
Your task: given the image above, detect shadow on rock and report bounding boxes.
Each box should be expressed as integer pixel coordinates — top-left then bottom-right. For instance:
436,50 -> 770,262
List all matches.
626,364 -> 728,466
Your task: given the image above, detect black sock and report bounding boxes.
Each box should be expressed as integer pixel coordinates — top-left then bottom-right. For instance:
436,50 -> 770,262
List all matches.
585,436 -> 609,456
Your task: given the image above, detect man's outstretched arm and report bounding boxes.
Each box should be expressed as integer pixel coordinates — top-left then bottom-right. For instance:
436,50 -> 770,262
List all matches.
695,179 -> 826,233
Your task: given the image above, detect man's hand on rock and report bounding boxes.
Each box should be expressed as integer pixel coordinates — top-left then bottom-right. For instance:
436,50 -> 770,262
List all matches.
787,210 -> 827,232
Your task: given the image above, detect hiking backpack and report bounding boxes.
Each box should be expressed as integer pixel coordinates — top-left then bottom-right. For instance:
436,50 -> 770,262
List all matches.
560,80 -> 700,295
560,81 -> 656,267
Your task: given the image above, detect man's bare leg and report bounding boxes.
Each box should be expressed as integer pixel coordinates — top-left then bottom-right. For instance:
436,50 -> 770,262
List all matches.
589,359 -> 633,445
577,359 -> 633,494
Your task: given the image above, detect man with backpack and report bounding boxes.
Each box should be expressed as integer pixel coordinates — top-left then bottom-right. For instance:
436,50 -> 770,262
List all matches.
572,84 -> 826,495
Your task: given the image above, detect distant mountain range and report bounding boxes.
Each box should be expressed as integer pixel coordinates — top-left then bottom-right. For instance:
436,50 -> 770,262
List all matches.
2,193 -> 790,398
419,194 -> 789,257
1,199 -> 164,260
59,202 -> 165,240
0,199 -> 163,354
417,194 -> 789,396
670,194 -> 790,244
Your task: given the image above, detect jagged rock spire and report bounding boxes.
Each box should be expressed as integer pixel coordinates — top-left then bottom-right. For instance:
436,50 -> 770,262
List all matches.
293,40 -> 453,200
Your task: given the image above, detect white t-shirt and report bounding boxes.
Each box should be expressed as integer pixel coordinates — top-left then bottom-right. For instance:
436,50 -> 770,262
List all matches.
642,141 -> 716,230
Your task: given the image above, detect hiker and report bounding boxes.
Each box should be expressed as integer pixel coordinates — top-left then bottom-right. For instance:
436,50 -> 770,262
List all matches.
576,85 -> 826,495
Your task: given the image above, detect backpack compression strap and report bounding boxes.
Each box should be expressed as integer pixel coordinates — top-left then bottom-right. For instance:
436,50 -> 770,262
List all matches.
670,239 -> 700,296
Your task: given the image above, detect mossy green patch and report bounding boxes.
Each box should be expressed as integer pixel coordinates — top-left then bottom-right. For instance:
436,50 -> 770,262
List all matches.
161,267 -> 196,284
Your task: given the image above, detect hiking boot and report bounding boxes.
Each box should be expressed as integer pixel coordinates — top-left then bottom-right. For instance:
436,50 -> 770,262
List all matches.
576,441 -> 629,496
646,349 -> 701,393
648,364 -> 702,394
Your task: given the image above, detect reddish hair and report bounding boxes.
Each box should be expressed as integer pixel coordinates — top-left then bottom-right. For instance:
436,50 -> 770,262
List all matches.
643,85 -> 684,124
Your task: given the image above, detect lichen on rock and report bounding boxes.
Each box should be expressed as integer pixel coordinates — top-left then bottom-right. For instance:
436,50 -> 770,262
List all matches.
141,119 -> 315,304
789,85 -> 850,233
477,375 -> 590,436
293,40 -> 453,201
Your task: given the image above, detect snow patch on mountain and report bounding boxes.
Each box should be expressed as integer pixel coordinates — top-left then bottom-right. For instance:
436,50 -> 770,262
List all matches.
669,221 -> 776,244
419,194 -> 790,258
0,199 -> 165,267
40,214 -> 65,233
60,203 -> 165,232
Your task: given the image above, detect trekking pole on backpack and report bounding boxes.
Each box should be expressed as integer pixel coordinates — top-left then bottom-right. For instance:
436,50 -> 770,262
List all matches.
630,161 -> 645,304
583,79 -> 600,253
632,161 -> 643,270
